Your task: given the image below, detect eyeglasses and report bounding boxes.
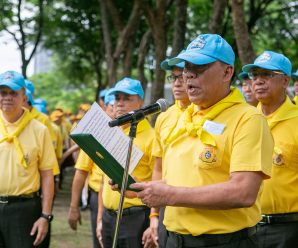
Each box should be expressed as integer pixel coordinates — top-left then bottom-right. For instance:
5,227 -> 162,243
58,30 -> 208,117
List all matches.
248,70 -> 286,80
0,90 -> 20,97
182,63 -> 212,79
167,74 -> 183,83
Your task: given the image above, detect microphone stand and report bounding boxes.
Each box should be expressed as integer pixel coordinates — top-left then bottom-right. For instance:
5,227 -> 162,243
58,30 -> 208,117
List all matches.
112,121 -> 139,248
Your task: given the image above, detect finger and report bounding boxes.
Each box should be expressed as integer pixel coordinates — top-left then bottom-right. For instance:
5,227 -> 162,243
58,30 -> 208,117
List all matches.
30,222 -> 38,236
68,219 -> 77,230
33,229 -> 43,246
130,182 -> 146,190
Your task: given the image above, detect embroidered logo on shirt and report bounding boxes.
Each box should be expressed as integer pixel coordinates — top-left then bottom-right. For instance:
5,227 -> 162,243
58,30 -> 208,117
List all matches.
199,146 -> 217,163
24,153 -> 30,166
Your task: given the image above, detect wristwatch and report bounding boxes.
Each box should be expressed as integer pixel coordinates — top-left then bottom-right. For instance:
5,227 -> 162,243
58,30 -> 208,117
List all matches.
41,213 -> 54,223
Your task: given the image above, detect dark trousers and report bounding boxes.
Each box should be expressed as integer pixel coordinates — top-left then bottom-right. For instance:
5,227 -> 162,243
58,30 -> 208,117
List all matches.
256,222 -> 298,248
166,228 -> 259,248
158,207 -> 167,248
90,190 -> 100,248
102,206 -> 150,248
0,197 -> 41,248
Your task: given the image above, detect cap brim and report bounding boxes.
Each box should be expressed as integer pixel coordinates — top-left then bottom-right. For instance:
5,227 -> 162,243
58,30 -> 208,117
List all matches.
108,88 -> 140,97
292,72 -> 298,77
242,64 -> 284,73
161,60 -> 184,70
168,51 -> 217,66
0,82 -> 23,91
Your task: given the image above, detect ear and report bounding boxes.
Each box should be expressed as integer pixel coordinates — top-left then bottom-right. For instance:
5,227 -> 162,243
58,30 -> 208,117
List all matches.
223,65 -> 234,84
282,76 -> 290,89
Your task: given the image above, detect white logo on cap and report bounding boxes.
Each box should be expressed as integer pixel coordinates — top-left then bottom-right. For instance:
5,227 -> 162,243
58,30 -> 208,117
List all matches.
119,78 -> 131,88
188,36 -> 206,50
256,52 -> 271,63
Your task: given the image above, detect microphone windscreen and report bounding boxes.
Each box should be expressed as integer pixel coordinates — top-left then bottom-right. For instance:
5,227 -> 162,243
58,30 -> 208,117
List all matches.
156,98 -> 169,112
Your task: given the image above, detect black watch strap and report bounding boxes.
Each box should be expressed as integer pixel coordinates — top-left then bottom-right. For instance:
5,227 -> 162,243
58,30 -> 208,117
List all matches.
41,213 -> 54,222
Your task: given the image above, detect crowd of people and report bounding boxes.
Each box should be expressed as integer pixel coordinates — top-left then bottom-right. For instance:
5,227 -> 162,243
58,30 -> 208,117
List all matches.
0,33 -> 298,248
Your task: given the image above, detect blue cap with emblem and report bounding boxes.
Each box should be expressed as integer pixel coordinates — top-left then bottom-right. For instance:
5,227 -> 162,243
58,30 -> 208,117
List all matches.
108,77 -> 144,100
0,71 -> 26,91
160,50 -> 185,70
168,34 -> 235,66
242,51 -> 292,76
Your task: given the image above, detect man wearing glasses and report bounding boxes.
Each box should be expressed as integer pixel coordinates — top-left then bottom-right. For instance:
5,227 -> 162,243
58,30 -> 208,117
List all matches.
242,51 -> 298,247
149,52 -> 190,248
131,34 -> 274,248
238,71 -> 258,107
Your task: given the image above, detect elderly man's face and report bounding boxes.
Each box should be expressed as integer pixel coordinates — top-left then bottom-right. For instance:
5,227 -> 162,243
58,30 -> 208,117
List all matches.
249,69 -> 289,104
183,61 -> 234,109
114,93 -> 143,118
0,87 -> 26,114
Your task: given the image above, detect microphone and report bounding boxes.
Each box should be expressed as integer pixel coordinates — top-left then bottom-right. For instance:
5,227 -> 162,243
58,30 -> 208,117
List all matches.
108,98 -> 169,127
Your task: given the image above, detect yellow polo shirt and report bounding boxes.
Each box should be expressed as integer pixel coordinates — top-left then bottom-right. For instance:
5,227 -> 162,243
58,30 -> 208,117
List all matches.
30,107 -> 60,175
260,98 -> 298,214
0,113 -> 57,196
102,119 -> 155,210
163,103 -> 273,236
153,101 -> 184,159
75,149 -> 103,192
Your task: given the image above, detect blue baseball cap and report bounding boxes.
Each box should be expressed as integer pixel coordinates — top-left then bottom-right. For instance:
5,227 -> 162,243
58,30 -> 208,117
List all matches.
108,77 -> 144,100
33,103 -> 47,114
104,89 -> 115,105
0,71 -> 26,91
160,50 -> 185,70
292,69 -> 298,79
238,72 -> 249,81
242,51 -> 292,76
99,89 -> 107,99
34,98 -> 47,106
25,79 -> 35,95
168,34 -> 235,66
25,89 -> 34,104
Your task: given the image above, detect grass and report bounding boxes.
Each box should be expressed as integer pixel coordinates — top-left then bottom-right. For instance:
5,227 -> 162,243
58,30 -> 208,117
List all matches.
50,167 -> 93,248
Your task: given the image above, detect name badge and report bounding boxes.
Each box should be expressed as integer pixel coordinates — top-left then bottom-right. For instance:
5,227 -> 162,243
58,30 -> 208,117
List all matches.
203,120 -> 225,135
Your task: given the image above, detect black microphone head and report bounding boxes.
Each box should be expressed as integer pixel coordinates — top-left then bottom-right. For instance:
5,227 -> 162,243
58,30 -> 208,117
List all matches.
156,98 -> 169,112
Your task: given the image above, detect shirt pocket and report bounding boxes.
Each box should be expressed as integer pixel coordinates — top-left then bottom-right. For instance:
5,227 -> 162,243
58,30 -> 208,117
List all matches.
275,142 -> 298,171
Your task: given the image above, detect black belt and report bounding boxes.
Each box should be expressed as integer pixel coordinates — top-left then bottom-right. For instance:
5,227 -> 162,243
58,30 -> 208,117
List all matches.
0,192 -> 40,204
105,206 -> 149,216
168,226 -> 256,247
259,213 -> 298,224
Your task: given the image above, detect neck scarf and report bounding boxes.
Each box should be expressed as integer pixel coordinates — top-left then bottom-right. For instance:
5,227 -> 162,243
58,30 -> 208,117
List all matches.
0,109 -> 33,168
166,87 -> 245,147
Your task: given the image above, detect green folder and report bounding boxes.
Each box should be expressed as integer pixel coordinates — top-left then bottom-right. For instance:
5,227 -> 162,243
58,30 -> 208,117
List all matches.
70,133 -> 138,191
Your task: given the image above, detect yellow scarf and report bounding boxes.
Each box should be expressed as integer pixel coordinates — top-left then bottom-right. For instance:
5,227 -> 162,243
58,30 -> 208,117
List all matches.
166,87 -> 245,147
259,96 -> 298,157
0,109 -> 33,168
30,107 -> 40,119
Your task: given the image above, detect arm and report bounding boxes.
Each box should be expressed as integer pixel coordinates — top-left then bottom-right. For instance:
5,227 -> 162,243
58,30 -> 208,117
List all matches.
68,169 -> 88,230
132,171 -> 264,209
59,144 -> 79,166
30,169 -> 54,246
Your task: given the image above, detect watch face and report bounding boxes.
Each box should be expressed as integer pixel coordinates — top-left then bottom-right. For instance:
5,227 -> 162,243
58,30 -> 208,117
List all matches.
42,213 -> 53,222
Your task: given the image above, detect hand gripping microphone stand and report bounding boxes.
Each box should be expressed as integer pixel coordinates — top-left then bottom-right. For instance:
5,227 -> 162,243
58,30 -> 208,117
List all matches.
112,120 -> 139,248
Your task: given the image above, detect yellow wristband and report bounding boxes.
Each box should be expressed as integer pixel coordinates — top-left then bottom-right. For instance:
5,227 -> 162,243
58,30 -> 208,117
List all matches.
149,213 -> 159,220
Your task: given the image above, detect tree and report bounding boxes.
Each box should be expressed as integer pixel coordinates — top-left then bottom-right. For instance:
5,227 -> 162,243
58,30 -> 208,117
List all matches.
0,0 -> 45,78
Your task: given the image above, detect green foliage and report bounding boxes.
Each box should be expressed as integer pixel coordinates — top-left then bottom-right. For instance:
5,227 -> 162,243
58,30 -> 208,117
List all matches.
29,63 -> 95,113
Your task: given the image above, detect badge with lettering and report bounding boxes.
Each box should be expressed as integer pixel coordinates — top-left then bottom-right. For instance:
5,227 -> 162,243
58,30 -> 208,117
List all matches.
199,146 -> 217,163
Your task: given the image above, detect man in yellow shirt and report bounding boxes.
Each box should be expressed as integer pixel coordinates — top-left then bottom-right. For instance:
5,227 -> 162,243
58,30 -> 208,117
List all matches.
150,53 -> 190,248
242,51 -> 298,248
68,150 -> 104,248
0,71 -> 57,247
238,71 -> 258,107
97,77 -> 155,248
131,34 -> 274,248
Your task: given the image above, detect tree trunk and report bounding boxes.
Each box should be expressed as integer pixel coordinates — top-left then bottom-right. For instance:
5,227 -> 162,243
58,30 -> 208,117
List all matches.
231,0 -> 255,64
137,30 -> 152,92
171,0 -> 187,56
208,0 -> 227,34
